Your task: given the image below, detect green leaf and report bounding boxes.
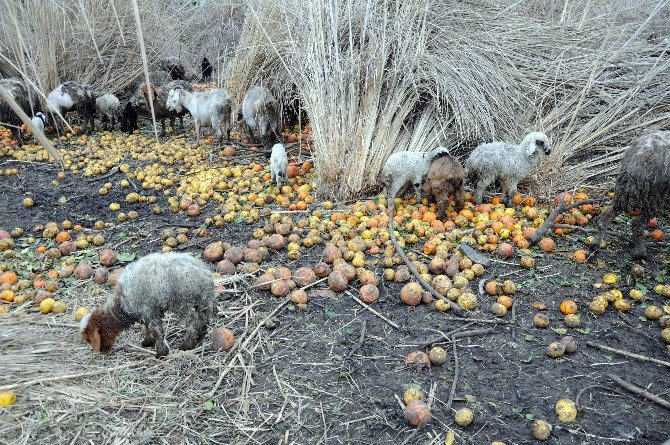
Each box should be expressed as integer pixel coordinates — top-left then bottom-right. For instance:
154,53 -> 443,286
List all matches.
575,327 -> 591,335
551,328 -> 568,335
521,355 -> 534,363
524,334 -> 534,341
117,252 -> 136,262
525,413 -> 535,421
639,316 -> 648,322
203,400 -> 214,411
343,327 -> 354,335
306,323 -> 317,329
324,307 -> 336,318
465,394 -> 477,403
512,407 -> 523,414
117,232 -> 128,238
604,354 -> 614,361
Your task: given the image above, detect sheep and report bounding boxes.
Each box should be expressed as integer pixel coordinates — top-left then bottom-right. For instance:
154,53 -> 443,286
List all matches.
166,86 -> 231,146
202,57 -> 213,80
158,56 -> 197,81
0,78 -> 37,146
47,81 -> 96,134
381,146 -> 451,203
270,143 -> 289,187
31,112 -> 47,135
464,132 -> 552,206
119,99 -> 138,134
138,80 -> 192,135
424,152 -> 466,217
80,252 -> 215,358
95,93 -> 121,130
592,131 -> 670,260
241,85 -> 281,146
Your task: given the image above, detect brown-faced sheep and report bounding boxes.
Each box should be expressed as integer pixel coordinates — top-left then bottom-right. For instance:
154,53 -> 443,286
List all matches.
80,252 -> 215,358
592,130 -> 670,260
424,152 -> 465,217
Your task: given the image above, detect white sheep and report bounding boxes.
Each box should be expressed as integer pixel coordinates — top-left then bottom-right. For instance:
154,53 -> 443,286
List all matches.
166,86 -> 231,146
381,146 -> 451,203
270,143 -> 289,187
80,252 -> 215,358
95,93 -> 121,130
47,81 -> 96,134
241,85 -> 281,146
464,132 -> 551,206
31,112 -> 47,135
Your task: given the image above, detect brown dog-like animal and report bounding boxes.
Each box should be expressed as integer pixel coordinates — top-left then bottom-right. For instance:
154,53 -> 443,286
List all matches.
424,152 -> 465,218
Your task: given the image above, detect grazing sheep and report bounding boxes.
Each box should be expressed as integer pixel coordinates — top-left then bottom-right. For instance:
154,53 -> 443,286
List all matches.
47,81 -> 96,134
465,132 -> 552,206
119,99 -> 138,134
270,143 -> 289,187
158,57 -> 197,81
166,86 -> 231,145
138,80 -> 192,135
0,78 -> 37,146
80,252 -> 215,358
381,146 -> 451,203
424,152 -> 466,217
202,57 -> 213,80
241,85 -> 281,146
592,131 -> 670,260
31,112 -> 47,135
95,93 -> 121,130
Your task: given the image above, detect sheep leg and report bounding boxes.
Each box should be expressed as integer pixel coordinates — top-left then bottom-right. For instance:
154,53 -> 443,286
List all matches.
474,175 -> 493,205
111,117 -> 116,131
160,118 -> 166,137
194,121 -> 201,146
177,310 -> 208,350
147,319 -> 168,358
179,115 -> 184,130
11,128 -> 23,147
630,211 -> 648,260
413,181 -> 422,203
592,207 -> 618,257
454,184 -> 465,212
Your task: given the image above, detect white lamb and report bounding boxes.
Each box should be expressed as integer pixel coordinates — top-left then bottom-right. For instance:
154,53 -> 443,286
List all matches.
270,143 -> 289,187
464,132 -> 551,206
381,146 -> 451,202
31,112 -> 47,135
165,86 -> 231,146
47,81 -> 96,134
95,93 -> 121,130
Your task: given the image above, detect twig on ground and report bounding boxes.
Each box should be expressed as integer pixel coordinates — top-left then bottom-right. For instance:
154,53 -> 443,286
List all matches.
529,199 -> 598,244
416,327 -> 495,347
587,341 -> 670,368
607,373 -> 670,410
459,244 -> 490,267
346,290 -> 401,330
445,338 -> 459,413
344,320 -> 367,361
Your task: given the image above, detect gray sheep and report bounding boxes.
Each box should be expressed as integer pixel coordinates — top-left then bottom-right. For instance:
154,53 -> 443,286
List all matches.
95,93 -> 121,130
0,78 -> 37,146
47,81 -> 96,134
81,252 -> 215,358
381,146 -> 451,203
241,85 -> 281,146
424,152 -> 466,217
465,132 -> 551,206
592,130 -> 670,260
138,80 -> 192,135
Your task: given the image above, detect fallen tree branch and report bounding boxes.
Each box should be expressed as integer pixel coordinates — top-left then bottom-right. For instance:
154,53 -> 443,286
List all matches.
607,373 -> 670,411
388,202 -> 465,316
347,290 -> 401,330
445,338 -> 459,413
459,244 -> 491,267
587,341 -> 670,368
529,199 -> 597,244
416,327 -> 495,347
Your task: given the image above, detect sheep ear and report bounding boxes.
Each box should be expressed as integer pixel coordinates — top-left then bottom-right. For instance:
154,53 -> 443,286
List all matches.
526,143 -> 537,156
89,328 -> 102,352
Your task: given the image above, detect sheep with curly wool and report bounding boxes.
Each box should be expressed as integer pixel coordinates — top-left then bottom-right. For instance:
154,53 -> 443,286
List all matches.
47,81 -> 96,134
464,132 -> 551,206
0,78 -> 37,146
381,146 -> 451,203
166,86 -> 231,145
80,252 -> 215,358
241,85 -> 281,146
592,130 -> 670,260
270,143 -> 289,187
95,93 -> 121,130
424,152 -> 466,217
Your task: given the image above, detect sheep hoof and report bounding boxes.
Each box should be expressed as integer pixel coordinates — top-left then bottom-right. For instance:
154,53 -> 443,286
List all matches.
141,338 -> 156,347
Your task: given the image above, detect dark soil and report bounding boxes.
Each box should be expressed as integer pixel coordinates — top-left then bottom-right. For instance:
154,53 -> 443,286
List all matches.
1,134 -> 669,445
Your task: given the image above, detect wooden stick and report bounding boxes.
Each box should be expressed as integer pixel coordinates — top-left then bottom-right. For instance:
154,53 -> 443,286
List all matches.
607,373 -> 670,410
529,199 -> 597,244
587,341 -> 670,368
459,244 -> 491,267
416,327 -> 495,347
0,362 -> 138,392
344,320 -> 367,361
388,202 -> 466,316
347,291 -> 400,330
445,338 -> 459,413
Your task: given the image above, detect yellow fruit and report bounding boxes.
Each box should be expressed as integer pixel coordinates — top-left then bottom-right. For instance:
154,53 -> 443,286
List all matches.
555,399 -> 577,422
602,273 -> 617,284
0,391 -> 16,406
403,387 -> 424,404
40,297 -> 55,314
644,306 -> 663,320
109,202 -> 121,211
454,407 -> 474,427
428,346 -> 447,365
629,289 -> 643,301
662,328 -> 670,344
51,301 -> 67,314
613,299 -> 631,312
434,299 -> 450,312
74,307 -> 89,322
531,419 -> 552,440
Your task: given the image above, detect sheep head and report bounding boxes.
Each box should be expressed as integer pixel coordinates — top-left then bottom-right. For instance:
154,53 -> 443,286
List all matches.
80,302 -> 133,354
521,132 -> 551,157
166,87 -> 183,111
